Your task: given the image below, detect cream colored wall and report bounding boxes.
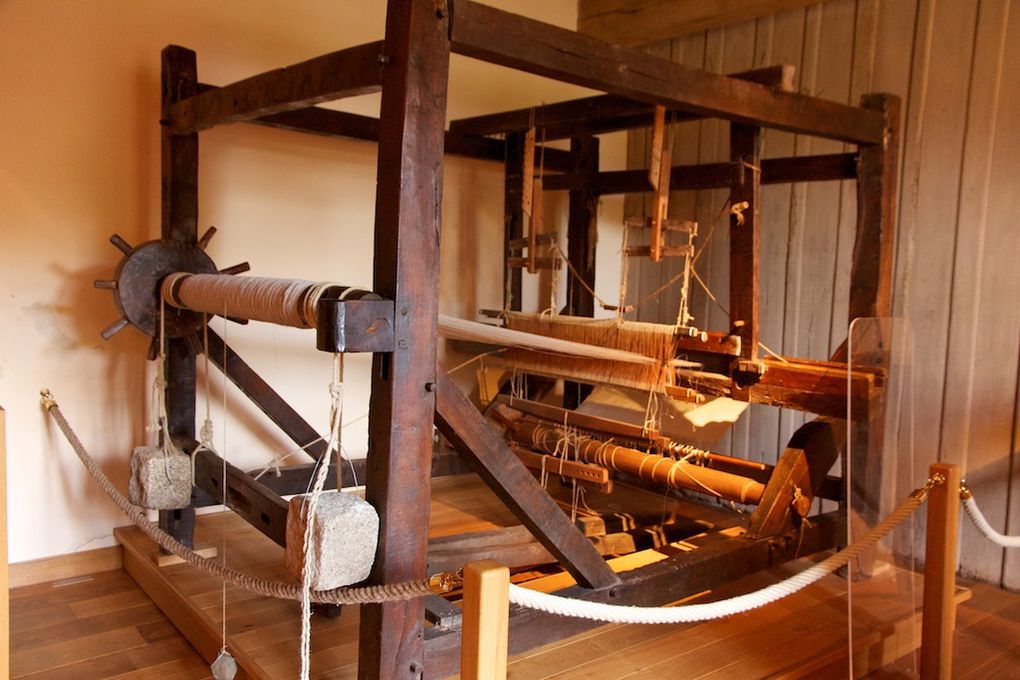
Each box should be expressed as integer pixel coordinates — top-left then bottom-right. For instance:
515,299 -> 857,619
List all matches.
0,0 -> 624,563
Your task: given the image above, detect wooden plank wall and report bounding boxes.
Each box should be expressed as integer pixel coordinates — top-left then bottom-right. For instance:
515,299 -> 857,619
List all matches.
619,0 -> 1020,588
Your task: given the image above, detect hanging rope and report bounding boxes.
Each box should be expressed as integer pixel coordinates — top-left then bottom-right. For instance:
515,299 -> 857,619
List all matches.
299,354 -> 344,679
508,479 -> 933,624
40,390 -> 462,605
961,483 -> 1020,548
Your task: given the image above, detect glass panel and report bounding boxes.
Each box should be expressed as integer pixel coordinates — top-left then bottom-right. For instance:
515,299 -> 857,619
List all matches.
846,316 -> 922,678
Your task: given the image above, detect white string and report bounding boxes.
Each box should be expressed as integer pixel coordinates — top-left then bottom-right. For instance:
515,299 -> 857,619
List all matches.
299,353 -> 345,680
220,309 -> 228,656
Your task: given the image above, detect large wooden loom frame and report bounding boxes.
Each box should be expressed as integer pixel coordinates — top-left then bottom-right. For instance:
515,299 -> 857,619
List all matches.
138,2 -> 899,678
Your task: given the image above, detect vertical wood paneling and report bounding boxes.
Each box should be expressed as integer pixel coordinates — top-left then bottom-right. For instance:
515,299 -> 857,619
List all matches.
759,7 -> 811,464
622,0 -> 1020,586
974,0 -> 1020,588
938,0 -> 1014,584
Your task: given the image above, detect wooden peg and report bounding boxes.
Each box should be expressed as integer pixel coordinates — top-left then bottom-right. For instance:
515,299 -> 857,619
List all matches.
521,127 -> 536,218
460,560 -> 510,680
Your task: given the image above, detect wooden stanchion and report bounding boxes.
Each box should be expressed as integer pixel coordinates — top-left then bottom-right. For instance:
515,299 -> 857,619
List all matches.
920,462 -> 960,680
1,407 -> 8,680
461,560 -> 510,680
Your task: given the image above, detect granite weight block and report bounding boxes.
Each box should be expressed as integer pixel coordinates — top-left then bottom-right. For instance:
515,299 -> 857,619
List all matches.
285,491 -> 379,590
128,444 -> 193,510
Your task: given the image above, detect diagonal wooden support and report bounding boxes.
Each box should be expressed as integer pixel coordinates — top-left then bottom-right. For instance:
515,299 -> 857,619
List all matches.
434,370 -> 619,590
203,328 -> 327,461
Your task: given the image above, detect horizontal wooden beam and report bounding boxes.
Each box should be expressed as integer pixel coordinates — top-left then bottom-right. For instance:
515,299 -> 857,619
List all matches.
542,153 -> 857,194
169,41 -> 384,134
449,65 -> 795,139
194,91 -> 572,171
450,2 -> 884,144
578,0 -> 823,48
190,442 -> 290,547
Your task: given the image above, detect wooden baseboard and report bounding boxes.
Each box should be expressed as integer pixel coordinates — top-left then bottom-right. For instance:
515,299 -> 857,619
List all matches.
8,544 -> 123,588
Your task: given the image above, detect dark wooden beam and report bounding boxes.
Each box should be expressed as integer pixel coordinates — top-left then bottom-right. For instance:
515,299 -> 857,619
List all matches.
169,41 -> 384,134
159,45 -> 199,548
190,442 -> 290,547
565,136 -> 599,318
449,64 -> 795,139
564,135 -> 599,409
747,418 -> 843,539
434,370 -> 619,589
850,94 -> 901,322
503,131 -> 525,312
578,0 -> 822,48
424,510 -> 844,678
205,100 -> 571,170
730,124 -> 761,360
450,1 -> 884,144
203,328 -> 327,461
358,2 -> 450,677
542,153 -> 857,194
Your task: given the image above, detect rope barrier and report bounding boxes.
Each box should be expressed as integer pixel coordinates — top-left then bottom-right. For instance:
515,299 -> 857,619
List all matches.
961,483 -> 1020,548
507,482 -> 932,624
40,389 -> 461,604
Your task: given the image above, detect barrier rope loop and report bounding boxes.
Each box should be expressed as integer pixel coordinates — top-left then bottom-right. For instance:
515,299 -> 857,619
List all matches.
508,478 -> 937,624
960,482 -> 1020,549
40,389 -> 461,605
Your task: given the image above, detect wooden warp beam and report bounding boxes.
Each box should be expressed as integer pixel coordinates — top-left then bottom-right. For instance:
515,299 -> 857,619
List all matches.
507,417 -> 764,504
161,272 -> 367,329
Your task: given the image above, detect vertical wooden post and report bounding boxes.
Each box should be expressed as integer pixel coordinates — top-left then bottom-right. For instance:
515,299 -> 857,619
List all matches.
504,131 -> 525,312
729,124 -> 761,360
160,45 -> 199,547
564,134 -> 599,409
849,94 -> 901,323
921,462 -> 960,680
461,560 -> 510,680
1,407 -> 9,680
359,1 -> 450,678
566,135 -> 599,318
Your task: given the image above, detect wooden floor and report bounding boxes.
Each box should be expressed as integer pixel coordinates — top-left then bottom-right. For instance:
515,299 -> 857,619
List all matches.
9,475 -> 1020,679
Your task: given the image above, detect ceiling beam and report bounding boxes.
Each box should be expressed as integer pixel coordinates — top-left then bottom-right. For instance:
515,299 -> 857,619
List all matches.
577,0 -> 823,48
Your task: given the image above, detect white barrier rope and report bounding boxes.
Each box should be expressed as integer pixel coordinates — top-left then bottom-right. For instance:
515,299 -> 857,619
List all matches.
961,484 -> 1020,548
508,483 -> 931,624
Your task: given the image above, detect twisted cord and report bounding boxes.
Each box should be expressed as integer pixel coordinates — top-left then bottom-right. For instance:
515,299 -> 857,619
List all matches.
961,486 -> 1020,548
508,489 -> 926,624
41,391 -> 458,605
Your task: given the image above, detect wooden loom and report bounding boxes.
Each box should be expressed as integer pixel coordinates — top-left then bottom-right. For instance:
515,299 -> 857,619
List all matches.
92,2 -> 900,679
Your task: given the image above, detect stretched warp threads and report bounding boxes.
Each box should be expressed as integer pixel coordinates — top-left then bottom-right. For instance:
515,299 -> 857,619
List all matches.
509,485 -> 928,623
503,313 -> 679,392
961,484 -> 1020,548
40,390 -> 460,605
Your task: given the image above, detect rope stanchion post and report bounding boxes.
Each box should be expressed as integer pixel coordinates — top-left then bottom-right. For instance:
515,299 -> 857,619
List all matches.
461,560 -> 510,680
920,462 -> 960,680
